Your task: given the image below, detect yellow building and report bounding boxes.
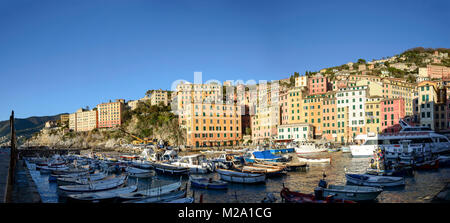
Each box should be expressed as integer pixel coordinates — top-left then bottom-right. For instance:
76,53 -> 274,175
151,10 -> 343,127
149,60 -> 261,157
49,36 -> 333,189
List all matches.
69,108 -> 98,132
150,89 -> 169,106
381,78 -> 417,116
365,96 -> 383,135
287,87 -> 306,124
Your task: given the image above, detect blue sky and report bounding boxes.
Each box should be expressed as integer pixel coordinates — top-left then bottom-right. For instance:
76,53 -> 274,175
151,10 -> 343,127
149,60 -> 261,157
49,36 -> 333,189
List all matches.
1,0 -> 449,120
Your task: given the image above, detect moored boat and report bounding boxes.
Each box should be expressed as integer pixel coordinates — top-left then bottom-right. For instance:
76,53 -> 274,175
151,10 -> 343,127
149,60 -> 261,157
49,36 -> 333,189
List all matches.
152,162 -> 190,175
118,180 -> 182,201
345,174 -> 405,187
57,175 -> 128,197
122,188 -> 187,203
216,168 -> 265,184
316,179 -> 382,201
280,185 -> 356,203
189,176 -> 228,189
126,166 -> 155,178
67,185 -> 138,203
297,156 -> 331,164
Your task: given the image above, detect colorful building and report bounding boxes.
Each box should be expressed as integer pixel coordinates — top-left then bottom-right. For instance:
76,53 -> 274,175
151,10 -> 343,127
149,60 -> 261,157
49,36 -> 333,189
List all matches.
97,100 -> 125,128
380,98 -> 406,133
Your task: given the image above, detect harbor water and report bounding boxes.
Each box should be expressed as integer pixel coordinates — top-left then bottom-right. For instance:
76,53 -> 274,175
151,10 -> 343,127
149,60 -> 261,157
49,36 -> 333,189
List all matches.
27,152 -> 450,203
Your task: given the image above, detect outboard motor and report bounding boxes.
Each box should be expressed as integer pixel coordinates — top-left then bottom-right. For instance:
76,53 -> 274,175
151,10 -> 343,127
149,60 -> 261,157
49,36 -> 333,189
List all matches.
314,187 -> 324,200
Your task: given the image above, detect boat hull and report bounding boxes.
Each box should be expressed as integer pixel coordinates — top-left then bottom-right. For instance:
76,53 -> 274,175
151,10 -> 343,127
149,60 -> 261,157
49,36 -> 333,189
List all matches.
216,169 -> 265,184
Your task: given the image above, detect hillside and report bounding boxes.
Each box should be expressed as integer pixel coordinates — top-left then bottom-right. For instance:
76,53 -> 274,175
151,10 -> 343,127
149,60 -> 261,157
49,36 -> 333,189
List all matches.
0,114 -> 64,140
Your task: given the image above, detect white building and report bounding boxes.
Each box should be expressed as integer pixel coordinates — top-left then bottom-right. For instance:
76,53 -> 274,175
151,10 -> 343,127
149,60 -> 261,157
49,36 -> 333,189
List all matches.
277,123 -> 314,141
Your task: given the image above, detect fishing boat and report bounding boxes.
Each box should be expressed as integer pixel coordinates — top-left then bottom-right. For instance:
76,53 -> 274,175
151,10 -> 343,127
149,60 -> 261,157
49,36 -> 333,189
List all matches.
238,165 -> 286,177
189,176 -> 228,189
255,161 -> 307,171
38,165 -> 69,174
294,140 -> 328,155
345,174 -> 405,187
56,172 -> 109,186
152,162 -> 190,175
414,159 -> 439,170
169,154 -> 211,173
316,179 -> 382,201
125,166 -> 155,178
66,185 -> 138,203
297,156 -> 331,164
57,175 -> 128,197
118,180 -> 182,201
123,189 -> 187,203
243,150 -> 287,163
280,185 -> 356,203
216,168 -> 265,184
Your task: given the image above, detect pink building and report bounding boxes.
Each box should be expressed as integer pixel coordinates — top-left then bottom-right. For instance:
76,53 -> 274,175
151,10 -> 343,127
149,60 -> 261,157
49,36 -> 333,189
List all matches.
427,65 -> 450,79
380,98 -> 405,133
308,74 -> 328,95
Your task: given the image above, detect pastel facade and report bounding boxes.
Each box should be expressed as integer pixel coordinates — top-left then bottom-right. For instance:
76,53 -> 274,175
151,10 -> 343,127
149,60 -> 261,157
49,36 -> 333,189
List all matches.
150,90 -> 169,106
184,102 -> 242,147
308,74 -> 328,95
380,98 -> 406,133
277,123 -> 314,142
98,100 -> 124,128
69,108 -> 98,132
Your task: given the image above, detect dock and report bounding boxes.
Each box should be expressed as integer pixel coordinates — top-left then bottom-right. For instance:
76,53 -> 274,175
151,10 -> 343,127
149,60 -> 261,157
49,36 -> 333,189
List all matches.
0,148 -> 10,203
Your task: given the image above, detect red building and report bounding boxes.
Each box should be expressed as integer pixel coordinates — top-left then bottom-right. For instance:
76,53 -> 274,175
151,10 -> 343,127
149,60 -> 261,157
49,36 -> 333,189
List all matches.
308,74 -> 328,95
380,98 -> 405,133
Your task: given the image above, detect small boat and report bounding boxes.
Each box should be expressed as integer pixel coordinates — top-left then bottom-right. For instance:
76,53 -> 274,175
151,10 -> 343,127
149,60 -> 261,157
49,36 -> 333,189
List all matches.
126,167 -> 155,178
39,165 -> 69,174
164,197 -> 194,203
341,147 -> 351,153
345,174 -> 405,187
239,165 -> 286,177
152,162 -> 190,175
170,154 -> 211,173
58,175 -> 128,196
56,172 -> 109,186
297,156 -> 331,164
316,179 -> 382,201
123,188 -> 187,203
414,159 -> 439,170
327,148 -> 340,153
438,155 -> 450,167
118,180 -> 182,201
216,168 -> 265,184
67,185 -> 138,203
294,141 -> 328,155
189,176 -> 228,189
280,185 -> 356,203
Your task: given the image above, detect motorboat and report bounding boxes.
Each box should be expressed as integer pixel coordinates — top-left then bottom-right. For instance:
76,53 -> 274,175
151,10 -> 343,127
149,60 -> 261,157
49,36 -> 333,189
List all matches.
280,185 -> 356,203
152,162 -> 190,175
169,154 -> 211,174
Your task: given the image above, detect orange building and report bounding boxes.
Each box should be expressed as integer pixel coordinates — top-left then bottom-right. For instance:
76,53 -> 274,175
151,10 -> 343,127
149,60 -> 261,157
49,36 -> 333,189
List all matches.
97,100 -> 125,128
184,102 -> 242,147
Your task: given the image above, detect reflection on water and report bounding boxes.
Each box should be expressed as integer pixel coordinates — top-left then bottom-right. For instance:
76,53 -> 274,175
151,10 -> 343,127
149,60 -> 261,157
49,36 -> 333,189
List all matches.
27,152 -> 450,203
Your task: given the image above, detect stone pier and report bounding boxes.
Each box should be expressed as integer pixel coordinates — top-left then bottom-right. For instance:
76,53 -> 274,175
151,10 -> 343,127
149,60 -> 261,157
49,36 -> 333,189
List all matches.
0,148 -> 11,203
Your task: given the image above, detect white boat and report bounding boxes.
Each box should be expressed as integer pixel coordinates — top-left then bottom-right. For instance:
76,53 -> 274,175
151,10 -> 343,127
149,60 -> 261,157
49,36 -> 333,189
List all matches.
58,175 -> 127,196
125,167 -> 155,178
123,189 -> 187,203
341,147 -> 351,153
317,179 -> 382,201
297,156 -> 331,164
67,185 -> 138,203
118,180 -> 182,201
170,154 -> 210,174
345,174 -> 405,187
38,165 -> 69,173
152,162 -> 190,175
350,121 -> 450,157
294,140 -> 328,155
56,172 -> 109,185
216,168 -> 265,184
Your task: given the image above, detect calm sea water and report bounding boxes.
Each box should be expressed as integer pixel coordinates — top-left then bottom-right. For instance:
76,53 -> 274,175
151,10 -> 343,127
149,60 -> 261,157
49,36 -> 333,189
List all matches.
26,152 -> 450,203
